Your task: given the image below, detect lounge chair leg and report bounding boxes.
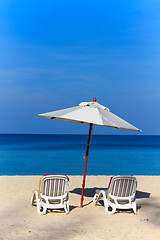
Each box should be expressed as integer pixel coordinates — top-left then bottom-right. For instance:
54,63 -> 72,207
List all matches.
64,200 -> 69,214
31,193 -> 35,206
31,191 -> 47,215
93,191 -> 104,206
132,202 -> 137,214
93,193 -> 99,205
31,191 -> 38,206
64,193 -> 69,213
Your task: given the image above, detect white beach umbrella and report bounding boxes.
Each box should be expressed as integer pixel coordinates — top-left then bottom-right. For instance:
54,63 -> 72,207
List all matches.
39,98 -> 141,207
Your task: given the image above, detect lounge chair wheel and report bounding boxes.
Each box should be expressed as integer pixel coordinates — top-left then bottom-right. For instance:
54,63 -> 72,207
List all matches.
105,205 -> 116,215
37,205 -> 47,215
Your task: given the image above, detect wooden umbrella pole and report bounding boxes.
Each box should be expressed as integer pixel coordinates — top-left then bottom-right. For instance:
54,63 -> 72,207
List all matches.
80,123 -> 93,207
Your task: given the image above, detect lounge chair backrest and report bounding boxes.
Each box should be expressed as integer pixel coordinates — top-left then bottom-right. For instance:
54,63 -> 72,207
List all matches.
108,176 -> 137,197
40,175 -> 69,197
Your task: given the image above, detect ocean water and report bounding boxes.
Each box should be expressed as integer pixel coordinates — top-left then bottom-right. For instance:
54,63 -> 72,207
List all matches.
0,134 -> 160,176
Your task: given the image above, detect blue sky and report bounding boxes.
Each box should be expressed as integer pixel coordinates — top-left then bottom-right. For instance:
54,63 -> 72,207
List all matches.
0,0 -> 159,135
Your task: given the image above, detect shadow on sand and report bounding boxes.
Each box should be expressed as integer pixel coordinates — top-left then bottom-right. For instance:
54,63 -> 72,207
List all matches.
70,187 -> 150,199
70,187 -> 150,211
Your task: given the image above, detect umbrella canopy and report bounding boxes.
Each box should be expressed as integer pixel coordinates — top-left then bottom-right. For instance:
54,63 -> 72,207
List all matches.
39,100 -> 141,131
38,98 -> 141,207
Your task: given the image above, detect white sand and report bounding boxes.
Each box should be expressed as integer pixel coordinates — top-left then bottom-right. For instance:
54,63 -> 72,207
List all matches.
0,176 -> 160,240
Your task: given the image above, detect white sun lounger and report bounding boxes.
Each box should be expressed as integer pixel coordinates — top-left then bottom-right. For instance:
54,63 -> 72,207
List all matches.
93,176 -> 137,214
31,174 -> 69,215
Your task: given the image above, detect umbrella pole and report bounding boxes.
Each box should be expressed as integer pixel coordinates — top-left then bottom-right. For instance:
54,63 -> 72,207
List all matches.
80,123 -> 93,207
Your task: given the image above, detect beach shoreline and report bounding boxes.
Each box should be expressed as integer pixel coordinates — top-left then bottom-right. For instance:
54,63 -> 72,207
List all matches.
0,175 -> 160,239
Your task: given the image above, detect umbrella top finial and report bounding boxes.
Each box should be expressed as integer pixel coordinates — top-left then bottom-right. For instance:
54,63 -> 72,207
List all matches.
93,97 -> 97,102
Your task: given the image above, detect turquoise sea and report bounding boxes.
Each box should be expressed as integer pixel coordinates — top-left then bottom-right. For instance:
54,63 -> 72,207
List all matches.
0,134 -> 160,176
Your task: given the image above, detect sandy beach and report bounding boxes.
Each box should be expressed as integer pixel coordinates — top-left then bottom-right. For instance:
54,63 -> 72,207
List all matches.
0,175 -> 159,240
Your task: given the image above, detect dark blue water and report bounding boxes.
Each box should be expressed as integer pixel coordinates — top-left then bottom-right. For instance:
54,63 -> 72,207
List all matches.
0,134 -> 160,175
